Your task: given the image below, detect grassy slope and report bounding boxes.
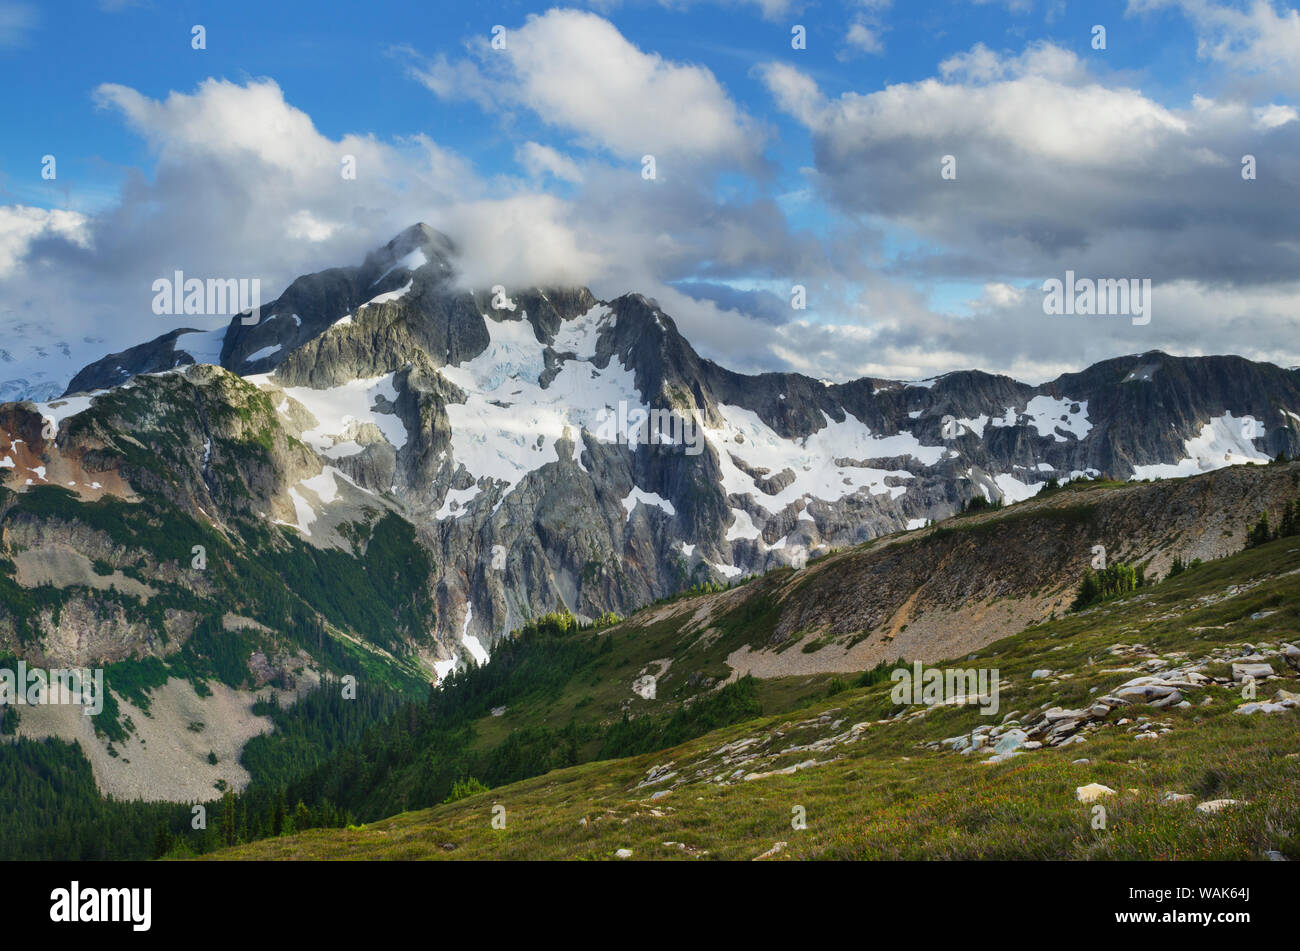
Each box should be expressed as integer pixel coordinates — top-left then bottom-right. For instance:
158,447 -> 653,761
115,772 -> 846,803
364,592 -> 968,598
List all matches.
212,530 -> 1300,861
456,466 -> 1297,762
1,368 -> 439,700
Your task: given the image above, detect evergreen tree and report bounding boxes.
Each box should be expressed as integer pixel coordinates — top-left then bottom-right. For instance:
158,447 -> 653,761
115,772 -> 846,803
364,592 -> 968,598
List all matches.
152,822 -> 173,859
1072,562 -> 1142,610
1245,512 -> 1272,549
221,788 -> 236,848
1279,500 -> 1297,538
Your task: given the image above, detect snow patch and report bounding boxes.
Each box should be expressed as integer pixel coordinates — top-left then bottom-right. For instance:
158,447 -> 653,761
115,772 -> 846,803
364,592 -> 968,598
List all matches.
374,248 -> 427,285
952,414 -> 990,438
993,473 -> 1045,503
463,634 -> 490,667
1130,412 -> 1269,479
1024,395 -> 1091,442
622,487 -> 676,521
704,406 -> 934,513
275,373 -> 408,456
246,344 -> 282,362
275,488 -> 317,536
362,279 -> 413,308
461,605 -> 490,667
175,327 -> 227,365
725,507 -> 762,541
32,393 -> 99,425
437,485 -> 482,520
300,467 -> 354,505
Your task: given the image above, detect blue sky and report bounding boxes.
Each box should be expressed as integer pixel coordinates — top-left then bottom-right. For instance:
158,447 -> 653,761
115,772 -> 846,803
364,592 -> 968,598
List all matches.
4,1 -> 1202,212
1,0 -> 1298,394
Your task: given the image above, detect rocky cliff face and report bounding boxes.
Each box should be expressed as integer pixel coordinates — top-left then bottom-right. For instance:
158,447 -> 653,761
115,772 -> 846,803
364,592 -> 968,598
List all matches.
13,224 -> 1300,674
592,459 -> 1300,691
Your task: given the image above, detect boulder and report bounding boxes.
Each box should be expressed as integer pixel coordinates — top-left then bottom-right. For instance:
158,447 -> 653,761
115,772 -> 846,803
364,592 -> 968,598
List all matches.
1232,662 -> 1273,682
1076,783 -> 1116,803
992,729 -> 1029,755
1196,799 -> 1246,814
982,750 -> 1022,765
1234,701 -> 1292,715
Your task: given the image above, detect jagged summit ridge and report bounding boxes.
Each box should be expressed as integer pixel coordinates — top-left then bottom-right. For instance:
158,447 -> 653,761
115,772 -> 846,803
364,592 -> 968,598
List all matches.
18,226 -> 1300,657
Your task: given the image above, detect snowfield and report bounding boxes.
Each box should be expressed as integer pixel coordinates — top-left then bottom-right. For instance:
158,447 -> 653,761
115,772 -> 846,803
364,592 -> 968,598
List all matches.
175,326 -> 227,365
1023,395 -> 1091,442
703,405 -> 934,514
1130,412 -> 1270,480
438,305 -> 647,497
274,373 -> 408,457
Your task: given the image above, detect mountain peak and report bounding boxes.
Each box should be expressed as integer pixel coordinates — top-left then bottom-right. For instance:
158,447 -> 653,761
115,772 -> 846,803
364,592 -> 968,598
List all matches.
393,222 -> 453,258
362,223 -> 456,280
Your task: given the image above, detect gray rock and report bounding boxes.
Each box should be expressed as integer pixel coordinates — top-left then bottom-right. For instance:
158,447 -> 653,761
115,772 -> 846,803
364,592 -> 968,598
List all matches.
1234,701 -> 1293,715
1232,662 -> 1274,682
982,750 -> 1021,765
992,729 -> 1029,755
1076,783 -> 1115,803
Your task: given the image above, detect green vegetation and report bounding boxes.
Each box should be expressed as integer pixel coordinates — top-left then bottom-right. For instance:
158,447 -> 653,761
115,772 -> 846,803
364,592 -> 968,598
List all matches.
597,677 -> 761,759
1245,491 -> 1300,549
215,532 -> 1300,862
267,512 -> 436,654
6,453 -> 1300,862
959,494 -> 1002,514
444,777 -> 489,802
0,482 -> 433,716
1071,561 -> 1146,611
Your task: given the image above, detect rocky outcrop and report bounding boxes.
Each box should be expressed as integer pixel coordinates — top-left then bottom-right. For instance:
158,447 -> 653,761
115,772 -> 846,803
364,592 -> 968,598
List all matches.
25,225 -> 1300,667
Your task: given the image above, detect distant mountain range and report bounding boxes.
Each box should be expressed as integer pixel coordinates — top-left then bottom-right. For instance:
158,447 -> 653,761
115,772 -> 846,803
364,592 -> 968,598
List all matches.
5,223 -> 1300,675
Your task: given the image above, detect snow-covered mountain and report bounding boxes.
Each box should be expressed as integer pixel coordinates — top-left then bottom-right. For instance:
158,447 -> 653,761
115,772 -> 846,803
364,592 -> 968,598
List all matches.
0,321 -> 107,403
12,224 -> 1300,669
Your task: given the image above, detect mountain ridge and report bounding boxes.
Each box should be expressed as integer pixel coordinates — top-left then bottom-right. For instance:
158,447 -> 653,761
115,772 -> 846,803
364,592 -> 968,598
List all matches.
9,224 -> 1300,662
